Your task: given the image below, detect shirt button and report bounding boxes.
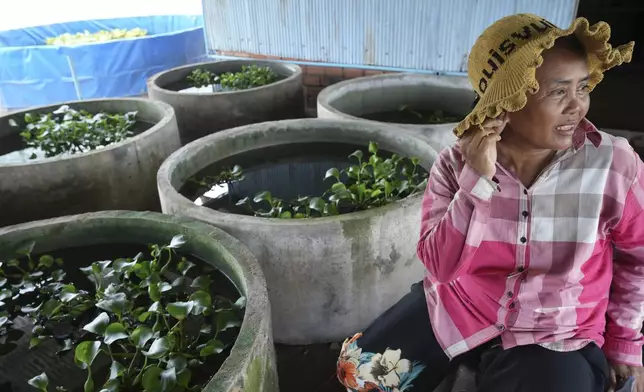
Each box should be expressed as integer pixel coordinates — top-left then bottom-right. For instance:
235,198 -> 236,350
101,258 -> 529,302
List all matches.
507,291 -> 513,298
522,211 -> 529,217
520,237 -> 527,243
523,189 -> 528,195
509,302 -> 516,309
518,267 -> 525,272
498,324 -> 506,331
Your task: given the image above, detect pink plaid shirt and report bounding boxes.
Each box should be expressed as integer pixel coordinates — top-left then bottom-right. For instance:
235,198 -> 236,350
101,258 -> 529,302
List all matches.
417,119 -> 644,366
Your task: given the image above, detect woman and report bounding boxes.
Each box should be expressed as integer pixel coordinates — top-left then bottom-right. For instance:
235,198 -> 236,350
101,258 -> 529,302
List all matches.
337,13 -> 638,392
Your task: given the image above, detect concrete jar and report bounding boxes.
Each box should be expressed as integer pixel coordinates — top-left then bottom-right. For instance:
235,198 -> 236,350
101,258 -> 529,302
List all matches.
317,73 -> 474,152
0,211 -> 277,392
0,98 -> 181,228
157,118 -> 436,344
147,60 -> 305,145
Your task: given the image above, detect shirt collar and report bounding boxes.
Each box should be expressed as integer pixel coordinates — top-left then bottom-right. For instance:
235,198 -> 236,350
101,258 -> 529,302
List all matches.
572,118 -> 602,149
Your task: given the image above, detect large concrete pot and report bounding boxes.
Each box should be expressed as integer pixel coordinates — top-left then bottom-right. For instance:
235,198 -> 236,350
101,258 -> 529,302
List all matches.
0,98 -> 181,228
0,211 -> 276,392
147,60 -> 304,145
157,118 -> 436,344
317,73 -> 474,152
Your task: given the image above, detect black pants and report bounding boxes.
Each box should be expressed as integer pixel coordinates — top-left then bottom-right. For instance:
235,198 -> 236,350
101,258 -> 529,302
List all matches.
351,282 -> 611,392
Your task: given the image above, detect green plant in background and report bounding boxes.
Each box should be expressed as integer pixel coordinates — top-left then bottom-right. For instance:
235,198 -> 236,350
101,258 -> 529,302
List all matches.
190,165 -> 244,188
0,235 -> 244,392
186,69 -> 219,89
219,65 -> 278,90
186,65 -> 278,91
219,141 -> 428,219
9,105 -> 137,159
45,28 -> 148,46
398,105 -> 462,124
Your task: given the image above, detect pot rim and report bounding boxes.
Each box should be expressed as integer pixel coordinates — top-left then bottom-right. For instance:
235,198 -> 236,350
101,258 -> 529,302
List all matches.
317,72 -> 473,129
0,98 -> 176,168
147,59 -> 303,97
157,118 -> 437,227
0,210 -> 271,392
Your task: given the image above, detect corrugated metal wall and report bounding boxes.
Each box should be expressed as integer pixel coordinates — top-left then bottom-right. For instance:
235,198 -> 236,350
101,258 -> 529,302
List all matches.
202,0 -> 579,73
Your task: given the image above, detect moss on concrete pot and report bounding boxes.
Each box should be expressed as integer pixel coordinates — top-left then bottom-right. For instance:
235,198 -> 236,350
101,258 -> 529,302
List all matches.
0,211 -> 276,392
0,98 -> 181,228
317,73 -> 474,152
148,60 -> 304,145
157,118 -> 436,344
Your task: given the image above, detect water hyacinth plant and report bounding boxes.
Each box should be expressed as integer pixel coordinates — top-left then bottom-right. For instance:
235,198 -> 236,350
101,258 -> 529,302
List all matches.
10,105 -> 137,159
0,235 -> 243,392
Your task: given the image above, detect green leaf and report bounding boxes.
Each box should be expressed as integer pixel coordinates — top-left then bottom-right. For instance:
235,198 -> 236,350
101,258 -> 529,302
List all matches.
176,368 -> 192,388
0,277 -> 6,287
216,309 -> 241,333
0,289 -> 11,301
138,311 -> 151,322
159,281 -> 172,293
19,282 -> 36,294
96,293 -> 129,316
131,326 -> 154,348
190,290 -> 212,314
109,360 -> 125,380
42,299 -> 62,318
142,366 -> 176,392
27,372 -> 49,391
148,302 -> 162,313
324,168 -> 340,180
253,191 -> 272,203
368,141 -> 379,154
349,150 -> 364,162
104,323 -> 128,345
0,316 -> 8,327
143,336 -> 174,359
83,312 -> 110,335
168,234 -> 186,249
60,291 -> 80,303
279,211 -> 292,219
148,282 -> 161,302
51,269 -> 66,281
190,275 -> 211,292
177,259 -> 195,276
309,197 -> 326,212
29,336 -> 43,349
199,339 -> 225,357
168,354 -> 188,371
75,341 -> 101,368
38,255 -> 54,268
21,303 -> 42,313
142,366 -> 162,391
56,339 -> 74,355
167,301 -> 194,320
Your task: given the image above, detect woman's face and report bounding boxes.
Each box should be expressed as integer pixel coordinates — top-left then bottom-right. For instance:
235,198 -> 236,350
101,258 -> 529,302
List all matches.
505,43 -> 591,151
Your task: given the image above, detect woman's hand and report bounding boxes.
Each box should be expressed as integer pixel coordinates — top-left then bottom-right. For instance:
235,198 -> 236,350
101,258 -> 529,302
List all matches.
458,113 -> 509,180
609,362 -> 644,392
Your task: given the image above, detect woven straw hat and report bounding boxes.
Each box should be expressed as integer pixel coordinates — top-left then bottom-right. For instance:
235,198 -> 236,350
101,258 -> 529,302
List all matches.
454,13 -> 635,137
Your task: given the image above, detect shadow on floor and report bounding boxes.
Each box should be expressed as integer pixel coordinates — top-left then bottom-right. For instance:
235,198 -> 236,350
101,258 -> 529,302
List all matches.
276,343 -> 345,392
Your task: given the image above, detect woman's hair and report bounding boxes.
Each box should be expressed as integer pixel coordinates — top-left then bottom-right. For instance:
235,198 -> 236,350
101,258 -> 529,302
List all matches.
553,35 -> 586,57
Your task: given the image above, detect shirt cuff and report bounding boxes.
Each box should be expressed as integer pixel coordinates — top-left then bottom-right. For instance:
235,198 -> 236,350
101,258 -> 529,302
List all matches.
458,164 -> 499,202
603,337 -> 643,366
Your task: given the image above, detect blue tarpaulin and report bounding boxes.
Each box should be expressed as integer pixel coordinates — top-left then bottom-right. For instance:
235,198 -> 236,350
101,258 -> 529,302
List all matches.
0,15 -> 206,110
